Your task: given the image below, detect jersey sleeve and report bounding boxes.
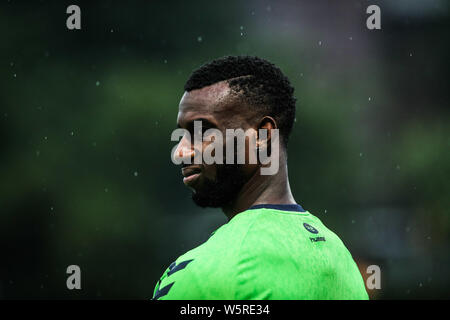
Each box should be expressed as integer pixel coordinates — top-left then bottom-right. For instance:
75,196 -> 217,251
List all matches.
152,256 -> 238,300
152,220 -> 251,300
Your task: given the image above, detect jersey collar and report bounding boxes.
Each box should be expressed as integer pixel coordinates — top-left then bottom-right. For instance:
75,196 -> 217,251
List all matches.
248,203 -> 306,212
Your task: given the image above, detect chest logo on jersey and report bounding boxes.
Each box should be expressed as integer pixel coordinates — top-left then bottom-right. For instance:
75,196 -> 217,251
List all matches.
310,236 -> 326,242
303,223 -> 326,243
303,223 -> 319,234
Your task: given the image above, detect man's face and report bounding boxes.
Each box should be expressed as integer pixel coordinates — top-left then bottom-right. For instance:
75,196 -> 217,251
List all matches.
174,81 -> 258,208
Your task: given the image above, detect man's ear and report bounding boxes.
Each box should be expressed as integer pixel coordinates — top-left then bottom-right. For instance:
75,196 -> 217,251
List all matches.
256,116 -> 277,150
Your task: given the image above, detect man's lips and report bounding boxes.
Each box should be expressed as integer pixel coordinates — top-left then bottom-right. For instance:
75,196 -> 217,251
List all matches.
181,166 -> 202,186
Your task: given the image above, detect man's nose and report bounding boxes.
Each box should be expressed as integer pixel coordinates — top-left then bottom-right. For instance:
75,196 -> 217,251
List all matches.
173,136 -> 195,163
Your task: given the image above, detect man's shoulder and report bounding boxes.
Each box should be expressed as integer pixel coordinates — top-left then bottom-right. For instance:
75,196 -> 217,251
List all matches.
178,208 -> 350,268
179,210 -> 261,270
152,211 -> 260,299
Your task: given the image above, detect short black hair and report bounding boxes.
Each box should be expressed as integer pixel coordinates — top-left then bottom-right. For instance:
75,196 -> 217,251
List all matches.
184,56 -> 296,146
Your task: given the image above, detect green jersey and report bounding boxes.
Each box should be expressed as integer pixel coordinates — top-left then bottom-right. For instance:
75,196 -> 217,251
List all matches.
152,204 -> 368,300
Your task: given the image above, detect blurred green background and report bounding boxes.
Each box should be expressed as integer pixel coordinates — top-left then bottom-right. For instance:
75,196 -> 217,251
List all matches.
1,0 -> 449,299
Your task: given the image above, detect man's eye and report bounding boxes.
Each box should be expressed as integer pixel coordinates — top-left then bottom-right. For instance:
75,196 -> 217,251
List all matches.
192,126 -> 211,135
202,127 -> 212,134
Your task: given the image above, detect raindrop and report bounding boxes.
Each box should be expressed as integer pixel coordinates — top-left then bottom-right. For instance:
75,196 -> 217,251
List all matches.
349,36 -> 353,40
318,41 -> 322,46
351,219 -> 356,224
96,81 -> 100,86
368,97 -> 372,101
134,171 -> 138,177
359,152 -> 363,157
266,5 -> 272,12
13,73 -> 17,78
164,59 -> 168,64
197,36 -> 203,42
409,53 -> 413,57
70,131 -> 74,136
104,188 -> 108,193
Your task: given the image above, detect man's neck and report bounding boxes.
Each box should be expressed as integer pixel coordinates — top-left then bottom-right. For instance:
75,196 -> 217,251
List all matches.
222,157 -> 296,221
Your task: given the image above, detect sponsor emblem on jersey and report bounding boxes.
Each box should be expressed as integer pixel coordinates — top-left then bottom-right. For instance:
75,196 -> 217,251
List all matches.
310,236 -> 326,242
303,223 -> 319,234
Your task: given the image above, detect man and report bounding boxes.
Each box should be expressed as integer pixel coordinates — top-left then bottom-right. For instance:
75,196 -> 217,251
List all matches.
153,56 -> 368,300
